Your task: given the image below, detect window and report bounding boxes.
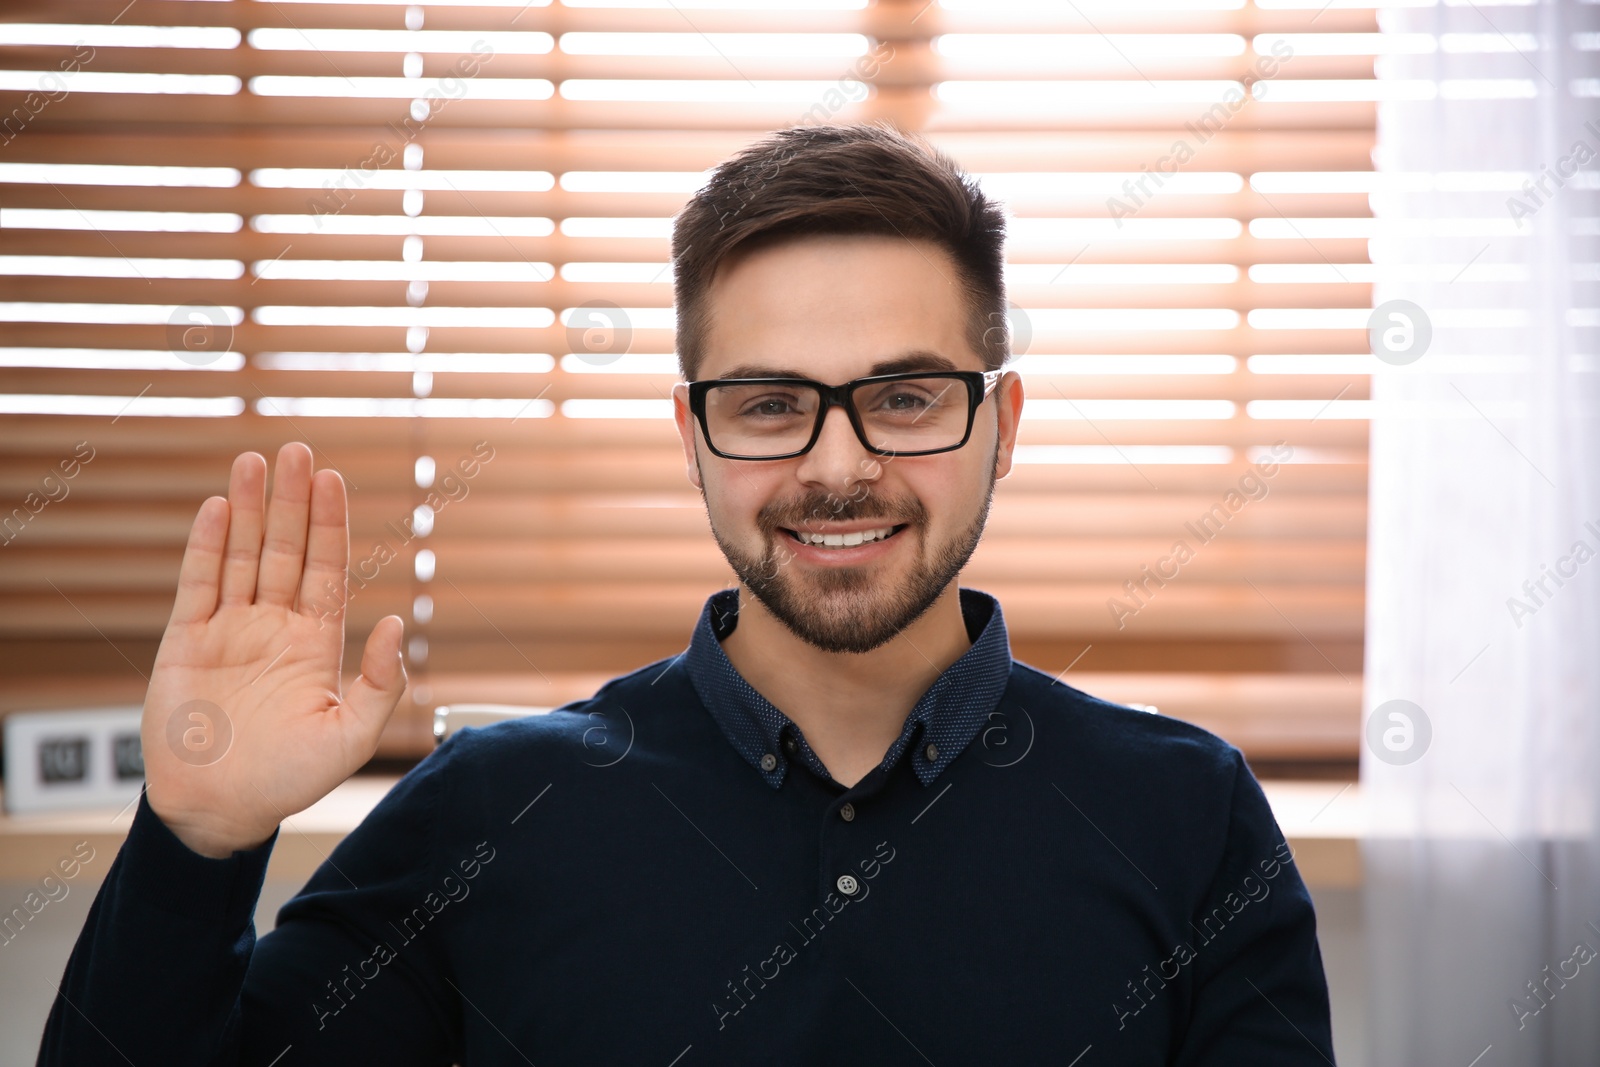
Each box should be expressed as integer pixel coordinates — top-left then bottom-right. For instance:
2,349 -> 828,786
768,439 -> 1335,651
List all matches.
0,0 -> 1372,767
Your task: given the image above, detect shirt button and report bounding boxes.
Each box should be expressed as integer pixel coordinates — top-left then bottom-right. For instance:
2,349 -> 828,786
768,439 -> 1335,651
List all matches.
759,752 -> 778,772
836,874 -> 861,896
783,737 -> 798,754
923,742 -> 940,763
839,802 -> 856,822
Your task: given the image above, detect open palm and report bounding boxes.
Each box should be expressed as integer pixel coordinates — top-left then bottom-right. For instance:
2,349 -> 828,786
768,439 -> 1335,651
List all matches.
140,443 -> 407,858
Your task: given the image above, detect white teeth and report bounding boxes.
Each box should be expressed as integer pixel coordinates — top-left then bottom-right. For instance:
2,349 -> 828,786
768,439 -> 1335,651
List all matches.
794,525 -> 897,547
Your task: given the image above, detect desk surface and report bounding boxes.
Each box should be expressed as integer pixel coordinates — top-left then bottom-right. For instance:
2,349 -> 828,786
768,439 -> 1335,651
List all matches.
0,776 -> 1365,887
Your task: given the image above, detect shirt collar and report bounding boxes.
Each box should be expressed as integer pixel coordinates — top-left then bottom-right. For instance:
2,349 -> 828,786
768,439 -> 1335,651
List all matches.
683,586 -> 1013,789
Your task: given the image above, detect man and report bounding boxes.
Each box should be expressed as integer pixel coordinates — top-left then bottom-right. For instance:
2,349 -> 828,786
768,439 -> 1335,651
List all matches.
40,123 -> 1335,1064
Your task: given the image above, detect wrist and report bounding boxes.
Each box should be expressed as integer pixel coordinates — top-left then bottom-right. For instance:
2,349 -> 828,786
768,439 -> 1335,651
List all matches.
145,793 -> 276,859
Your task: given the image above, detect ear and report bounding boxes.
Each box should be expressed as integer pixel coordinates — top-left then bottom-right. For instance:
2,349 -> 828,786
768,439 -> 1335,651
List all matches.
672,382 -> 703,490
992,370 -> 1024,480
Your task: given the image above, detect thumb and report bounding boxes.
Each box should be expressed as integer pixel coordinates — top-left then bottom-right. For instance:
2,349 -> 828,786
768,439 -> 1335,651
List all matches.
346,615 -> 407,740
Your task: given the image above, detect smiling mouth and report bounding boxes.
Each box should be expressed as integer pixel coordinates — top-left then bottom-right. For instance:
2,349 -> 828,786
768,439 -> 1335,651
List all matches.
778,523 -> 909,548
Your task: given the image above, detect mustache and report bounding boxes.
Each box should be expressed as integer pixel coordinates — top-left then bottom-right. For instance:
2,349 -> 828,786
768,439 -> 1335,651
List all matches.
758,492 -> 926,532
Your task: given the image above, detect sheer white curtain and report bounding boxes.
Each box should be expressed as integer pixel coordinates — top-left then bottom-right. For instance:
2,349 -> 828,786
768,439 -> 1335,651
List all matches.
1364,0 -> 1600,1063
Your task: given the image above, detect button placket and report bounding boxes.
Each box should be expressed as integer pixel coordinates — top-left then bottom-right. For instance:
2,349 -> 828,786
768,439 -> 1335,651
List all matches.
816,759 -> 894,906
820,790 -> 862,905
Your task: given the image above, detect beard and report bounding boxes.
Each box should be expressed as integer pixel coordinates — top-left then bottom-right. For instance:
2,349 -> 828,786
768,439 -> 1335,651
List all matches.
702,446 -> 998,655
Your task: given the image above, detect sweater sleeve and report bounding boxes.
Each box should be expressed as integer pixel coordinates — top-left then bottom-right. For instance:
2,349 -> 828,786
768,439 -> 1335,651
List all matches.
36,739 -> 464,1067
1173,748 -> 1337,1065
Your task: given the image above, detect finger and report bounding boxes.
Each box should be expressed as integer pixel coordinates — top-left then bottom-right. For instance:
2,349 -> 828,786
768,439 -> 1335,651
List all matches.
296,468 -> 350,620
345,615 -> 407,745
255,442 -> 313,607
218,452 -> 266,605
170,496 -> 228,625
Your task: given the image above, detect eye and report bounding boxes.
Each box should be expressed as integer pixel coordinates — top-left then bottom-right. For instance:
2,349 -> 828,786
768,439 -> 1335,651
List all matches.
866,388 -> 938,417
881,391 -> 930,411
736,394 -> 803,418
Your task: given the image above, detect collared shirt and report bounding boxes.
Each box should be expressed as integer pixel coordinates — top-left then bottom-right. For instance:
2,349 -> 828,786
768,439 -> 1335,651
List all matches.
40,587 -> 1336,1066
685,586 -> 1013,790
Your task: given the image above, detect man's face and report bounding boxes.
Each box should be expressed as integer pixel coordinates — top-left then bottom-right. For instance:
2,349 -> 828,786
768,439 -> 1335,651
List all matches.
672,233 -> 1023,654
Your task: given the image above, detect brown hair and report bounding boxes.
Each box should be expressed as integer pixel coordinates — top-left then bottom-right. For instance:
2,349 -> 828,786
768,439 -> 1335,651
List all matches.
671,121 -> 1010,381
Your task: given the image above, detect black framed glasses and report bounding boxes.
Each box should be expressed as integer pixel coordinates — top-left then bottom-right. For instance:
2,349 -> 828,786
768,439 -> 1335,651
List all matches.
685,370 -> 1003,461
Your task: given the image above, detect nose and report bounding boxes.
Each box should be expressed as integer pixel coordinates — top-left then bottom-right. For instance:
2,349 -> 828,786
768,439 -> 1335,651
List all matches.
793,402 -> 880,498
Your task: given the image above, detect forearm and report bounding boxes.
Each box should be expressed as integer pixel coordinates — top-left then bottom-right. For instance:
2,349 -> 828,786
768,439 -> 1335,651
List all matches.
39,750 -> 464,1067
37,790 -> 277,1065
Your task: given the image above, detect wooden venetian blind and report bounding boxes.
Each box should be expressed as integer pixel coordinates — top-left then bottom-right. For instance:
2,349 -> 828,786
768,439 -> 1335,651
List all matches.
0,0 -> 1381,766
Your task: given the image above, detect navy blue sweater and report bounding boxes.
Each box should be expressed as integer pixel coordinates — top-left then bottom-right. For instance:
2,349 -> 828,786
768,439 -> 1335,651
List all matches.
39,587 -> 1335,1065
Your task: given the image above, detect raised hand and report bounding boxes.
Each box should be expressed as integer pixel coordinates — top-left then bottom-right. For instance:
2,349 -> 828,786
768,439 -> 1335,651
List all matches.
140,443 -> 407,858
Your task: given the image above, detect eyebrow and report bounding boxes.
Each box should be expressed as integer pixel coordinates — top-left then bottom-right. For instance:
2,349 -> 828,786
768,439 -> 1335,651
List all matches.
714,350 -> 961,381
